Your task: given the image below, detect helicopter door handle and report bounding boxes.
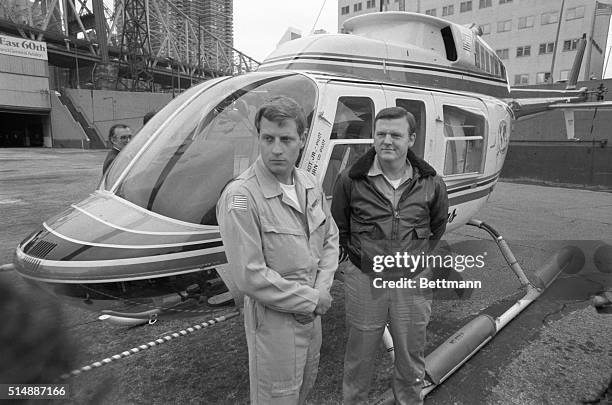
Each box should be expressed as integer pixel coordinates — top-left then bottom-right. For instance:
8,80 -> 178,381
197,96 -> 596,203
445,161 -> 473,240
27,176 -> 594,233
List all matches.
318,111 -> 332,126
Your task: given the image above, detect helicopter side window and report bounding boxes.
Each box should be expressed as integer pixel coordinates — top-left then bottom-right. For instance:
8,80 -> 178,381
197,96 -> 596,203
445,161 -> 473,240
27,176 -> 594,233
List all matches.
322,143 -> 371,197
395,99 -> 426,158
322,97 -> 375,195
443,105 -> 485,175
330,97 -> 374,140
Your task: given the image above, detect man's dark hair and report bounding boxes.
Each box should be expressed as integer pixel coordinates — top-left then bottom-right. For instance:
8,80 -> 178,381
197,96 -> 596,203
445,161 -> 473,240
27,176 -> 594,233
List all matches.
108,123 -> 129,143
143,111 -> 156,125
374,106 -> 417,135
254,96 -> 307,137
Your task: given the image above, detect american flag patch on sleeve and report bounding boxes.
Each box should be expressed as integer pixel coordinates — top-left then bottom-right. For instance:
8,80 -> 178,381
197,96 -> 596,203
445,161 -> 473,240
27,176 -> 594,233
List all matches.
229,195 -> 248,211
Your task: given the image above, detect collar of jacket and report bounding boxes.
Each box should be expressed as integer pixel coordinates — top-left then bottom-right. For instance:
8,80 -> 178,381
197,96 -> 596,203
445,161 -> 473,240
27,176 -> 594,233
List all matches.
349,147 -> 437,180
253,156 -> 315,199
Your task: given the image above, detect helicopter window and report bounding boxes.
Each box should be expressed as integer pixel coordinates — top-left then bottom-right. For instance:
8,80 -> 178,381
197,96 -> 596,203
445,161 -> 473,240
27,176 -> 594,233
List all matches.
113,73 -> 317,225
330,97 -> 374,140
395,99 -> 426,158
442,105 -> 485,175
322,143 -> 371,197
441,26 -> 458,61
103,82 -> 217,189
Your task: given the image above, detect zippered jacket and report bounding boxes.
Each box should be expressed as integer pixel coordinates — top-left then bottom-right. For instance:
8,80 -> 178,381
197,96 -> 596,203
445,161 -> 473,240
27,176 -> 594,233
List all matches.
331,147 -> 448,273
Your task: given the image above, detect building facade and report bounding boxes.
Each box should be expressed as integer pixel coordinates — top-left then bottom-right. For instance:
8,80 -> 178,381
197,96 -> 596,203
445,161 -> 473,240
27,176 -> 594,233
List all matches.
338,0 -> 612,85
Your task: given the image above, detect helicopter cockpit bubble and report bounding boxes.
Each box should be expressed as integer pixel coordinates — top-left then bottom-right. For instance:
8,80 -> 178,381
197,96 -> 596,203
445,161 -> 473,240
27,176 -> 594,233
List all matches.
104,72 -> 318,226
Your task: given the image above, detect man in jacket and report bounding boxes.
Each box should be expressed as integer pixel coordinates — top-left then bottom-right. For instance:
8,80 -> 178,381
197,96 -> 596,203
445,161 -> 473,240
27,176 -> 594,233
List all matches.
102,124 -> 132,174
332,106 -> 448,405
217,96 -> 339,405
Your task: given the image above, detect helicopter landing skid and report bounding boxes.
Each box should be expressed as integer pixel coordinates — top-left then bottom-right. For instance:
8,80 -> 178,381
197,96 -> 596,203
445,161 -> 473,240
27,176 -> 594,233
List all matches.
372,219 -> 585,404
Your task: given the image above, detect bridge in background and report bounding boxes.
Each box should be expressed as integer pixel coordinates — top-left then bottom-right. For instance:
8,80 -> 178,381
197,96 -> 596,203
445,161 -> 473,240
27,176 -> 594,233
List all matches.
0,0 -> 260,91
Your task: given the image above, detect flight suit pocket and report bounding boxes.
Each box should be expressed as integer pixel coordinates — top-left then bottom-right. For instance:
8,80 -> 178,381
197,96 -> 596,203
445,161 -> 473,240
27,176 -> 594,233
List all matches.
261,223 -> 309,274
308,204 -> 327,234
245,297 -> 266,332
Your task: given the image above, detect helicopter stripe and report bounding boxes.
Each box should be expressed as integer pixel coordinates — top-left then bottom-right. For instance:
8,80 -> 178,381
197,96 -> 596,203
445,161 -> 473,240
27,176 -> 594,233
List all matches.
445,171 -> 501,193
261,55 -> 506,84
15,247 -> 227,283
448,186 -> 493,206
42,223 -> 222,250
261,61 -> 508,98
263,52 -> 507,84
70,204 -> 219,236
260,55 -> 509,96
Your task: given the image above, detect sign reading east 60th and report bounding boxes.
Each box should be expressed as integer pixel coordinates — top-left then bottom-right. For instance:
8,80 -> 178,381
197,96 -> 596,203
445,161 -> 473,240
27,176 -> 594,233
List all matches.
0,34 -> 47,61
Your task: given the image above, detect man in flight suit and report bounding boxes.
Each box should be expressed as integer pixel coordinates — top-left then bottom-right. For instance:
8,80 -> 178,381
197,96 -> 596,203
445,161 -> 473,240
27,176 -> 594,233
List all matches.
217,96 -> 339,405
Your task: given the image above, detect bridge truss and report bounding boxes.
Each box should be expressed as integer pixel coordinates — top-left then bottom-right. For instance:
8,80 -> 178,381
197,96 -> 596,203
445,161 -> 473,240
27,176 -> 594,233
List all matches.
0,0 -> 260,90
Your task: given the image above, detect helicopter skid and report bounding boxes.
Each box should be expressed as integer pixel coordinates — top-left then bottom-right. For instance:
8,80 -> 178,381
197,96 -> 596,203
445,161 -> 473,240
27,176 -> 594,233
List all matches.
371,221 -> 585,404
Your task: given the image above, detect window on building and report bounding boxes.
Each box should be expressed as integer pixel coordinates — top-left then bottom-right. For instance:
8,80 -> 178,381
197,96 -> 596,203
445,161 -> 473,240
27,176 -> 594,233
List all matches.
398,0 -> 405,11
497,20 -> 512,32
443,105 -> 485,175
495,48 -> 509,59
566,6 -> 585,20
479,23 -> 491,35
563,38 -> 580,51
479,0 -> 492,8
425,8 -> 437,16
341,5 -> 350,15
460,1 -> 473,12
516,46 -> 531,57
354,2 -> 362,12
539,42 -> 555,54
559,70 -> 570,81
541,11 -> 559,25
514,74 -> 529,85
499,0 -> 512,4
536,72 -> 551,83
442,5 -> 455,16
518,16 -> 534,29
366,0 -> 376,8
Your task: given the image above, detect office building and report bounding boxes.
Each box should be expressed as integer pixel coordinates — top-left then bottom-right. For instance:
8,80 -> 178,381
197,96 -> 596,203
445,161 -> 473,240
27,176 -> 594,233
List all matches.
338,0 -> 612,85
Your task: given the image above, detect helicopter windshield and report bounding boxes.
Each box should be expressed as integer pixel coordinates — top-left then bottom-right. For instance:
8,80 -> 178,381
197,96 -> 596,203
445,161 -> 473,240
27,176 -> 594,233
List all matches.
111,72 -> 318,226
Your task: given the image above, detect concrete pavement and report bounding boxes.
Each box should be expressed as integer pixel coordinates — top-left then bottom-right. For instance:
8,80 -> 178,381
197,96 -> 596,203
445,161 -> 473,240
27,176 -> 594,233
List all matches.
1,148 -> 610,404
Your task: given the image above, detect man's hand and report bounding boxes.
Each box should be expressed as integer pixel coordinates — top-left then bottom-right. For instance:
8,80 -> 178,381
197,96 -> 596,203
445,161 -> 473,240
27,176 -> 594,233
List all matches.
294,313 -> 316,324
339,245 -> 350,263
315,289 -> 332,315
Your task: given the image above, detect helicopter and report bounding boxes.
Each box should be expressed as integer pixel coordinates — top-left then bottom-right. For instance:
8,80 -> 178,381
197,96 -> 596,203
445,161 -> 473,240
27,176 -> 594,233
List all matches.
11,12 -> 609,326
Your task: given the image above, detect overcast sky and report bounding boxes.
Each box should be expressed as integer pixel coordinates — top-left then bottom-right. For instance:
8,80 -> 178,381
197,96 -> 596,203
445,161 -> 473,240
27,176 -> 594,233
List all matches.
233,0 -> 338,62
234,1 -> 612,78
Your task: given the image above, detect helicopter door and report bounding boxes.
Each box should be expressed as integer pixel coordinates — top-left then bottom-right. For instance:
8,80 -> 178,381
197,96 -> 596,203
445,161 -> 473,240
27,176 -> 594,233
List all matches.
312,82 -> 386,198
382,87 -> 436,161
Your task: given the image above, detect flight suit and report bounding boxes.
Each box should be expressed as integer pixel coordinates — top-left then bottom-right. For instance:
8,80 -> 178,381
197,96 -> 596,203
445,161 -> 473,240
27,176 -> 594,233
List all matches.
217,157 -> 339,405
